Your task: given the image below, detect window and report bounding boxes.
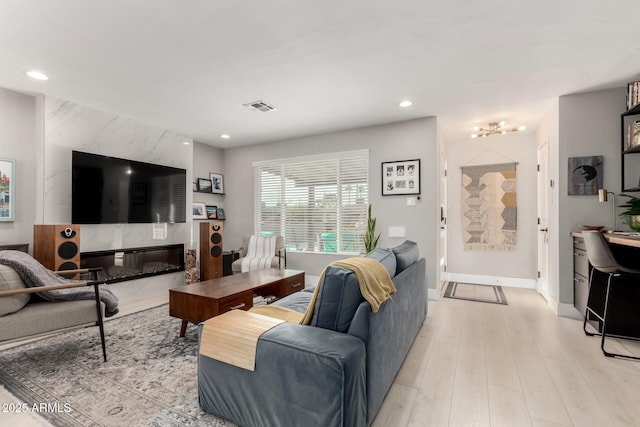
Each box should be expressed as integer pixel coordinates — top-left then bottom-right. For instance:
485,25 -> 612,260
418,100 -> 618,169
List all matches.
254,150 -> 369,254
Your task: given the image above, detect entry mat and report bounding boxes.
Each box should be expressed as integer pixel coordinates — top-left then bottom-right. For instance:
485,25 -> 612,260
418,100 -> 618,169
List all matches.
443,282 -> 508,305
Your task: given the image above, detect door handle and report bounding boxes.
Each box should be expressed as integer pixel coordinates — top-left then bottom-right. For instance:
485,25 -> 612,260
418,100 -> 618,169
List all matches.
539,228 -> 548,232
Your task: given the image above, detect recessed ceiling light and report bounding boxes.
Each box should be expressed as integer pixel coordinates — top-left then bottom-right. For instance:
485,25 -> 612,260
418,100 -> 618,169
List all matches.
25,70 -> 48,81
220,134 -> 230,139
399,100 -> 413,108
182,141 -> 190,145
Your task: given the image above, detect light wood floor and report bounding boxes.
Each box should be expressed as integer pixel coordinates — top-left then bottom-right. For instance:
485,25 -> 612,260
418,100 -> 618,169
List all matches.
373,286 -> 640,427
3,287 -> 640,426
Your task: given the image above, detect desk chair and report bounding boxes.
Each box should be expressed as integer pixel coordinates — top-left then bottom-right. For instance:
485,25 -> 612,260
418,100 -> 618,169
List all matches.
582,230 -> 640,360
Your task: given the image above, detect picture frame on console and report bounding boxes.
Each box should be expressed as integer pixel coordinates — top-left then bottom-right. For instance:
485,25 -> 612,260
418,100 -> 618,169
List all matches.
210,172 -> 224,194
206,205 -> 217,219
217,207 -> 225,220
0,157 -> 15,221
192,202 -> 207,220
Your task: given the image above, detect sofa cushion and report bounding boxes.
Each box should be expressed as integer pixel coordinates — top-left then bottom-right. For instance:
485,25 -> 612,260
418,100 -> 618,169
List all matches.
311,266 -> 364,333
0,264 -> 30,316
391,240 -> 419,275
365,248 -> 396,279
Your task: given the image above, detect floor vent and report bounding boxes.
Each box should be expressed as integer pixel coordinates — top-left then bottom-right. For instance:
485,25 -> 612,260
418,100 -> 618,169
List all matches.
243,100 -> 278,113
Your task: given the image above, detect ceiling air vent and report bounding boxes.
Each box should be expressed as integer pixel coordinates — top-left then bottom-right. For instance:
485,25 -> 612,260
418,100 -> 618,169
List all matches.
243,100 -> 278,113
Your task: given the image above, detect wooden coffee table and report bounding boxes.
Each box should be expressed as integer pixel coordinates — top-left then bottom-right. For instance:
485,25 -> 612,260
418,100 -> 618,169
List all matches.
169,269 -> 305,336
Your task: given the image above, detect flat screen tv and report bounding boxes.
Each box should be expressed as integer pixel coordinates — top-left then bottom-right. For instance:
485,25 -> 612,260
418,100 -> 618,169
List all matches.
72,151 -> 187,224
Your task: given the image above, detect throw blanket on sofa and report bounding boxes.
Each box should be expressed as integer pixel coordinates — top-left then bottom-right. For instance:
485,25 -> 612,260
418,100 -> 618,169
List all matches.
240,235 -> 277,272
0,250 -> 119,316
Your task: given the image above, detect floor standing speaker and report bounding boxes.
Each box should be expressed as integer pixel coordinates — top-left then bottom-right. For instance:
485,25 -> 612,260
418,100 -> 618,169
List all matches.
33,224 -> 81,277
199,221 -> 224,280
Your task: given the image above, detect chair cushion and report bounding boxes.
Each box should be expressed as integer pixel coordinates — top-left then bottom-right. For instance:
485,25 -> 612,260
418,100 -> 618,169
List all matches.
0,264 -> 31,316
391,240 -> 420,275
365,247 -> 397,279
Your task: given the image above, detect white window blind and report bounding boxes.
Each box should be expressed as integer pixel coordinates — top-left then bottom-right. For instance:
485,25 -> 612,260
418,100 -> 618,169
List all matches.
254,150 -> 369,254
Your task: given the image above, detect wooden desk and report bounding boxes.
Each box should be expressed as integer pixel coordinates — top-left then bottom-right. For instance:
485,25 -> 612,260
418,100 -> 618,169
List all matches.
571,231 -> 640,248
169,269 -> 305,337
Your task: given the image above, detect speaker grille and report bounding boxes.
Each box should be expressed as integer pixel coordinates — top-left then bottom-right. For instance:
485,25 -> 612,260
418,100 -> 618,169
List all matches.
58,261 -> 78,271
58,241 -> 79,259
211,233 -> 222,245
211,246 -> 222,257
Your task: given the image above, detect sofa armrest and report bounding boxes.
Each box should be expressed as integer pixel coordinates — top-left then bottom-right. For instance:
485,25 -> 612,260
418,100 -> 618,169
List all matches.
198,322 -> 367,427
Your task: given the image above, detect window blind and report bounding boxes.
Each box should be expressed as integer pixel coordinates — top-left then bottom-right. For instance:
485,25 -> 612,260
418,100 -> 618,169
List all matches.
254,150 -> 369,254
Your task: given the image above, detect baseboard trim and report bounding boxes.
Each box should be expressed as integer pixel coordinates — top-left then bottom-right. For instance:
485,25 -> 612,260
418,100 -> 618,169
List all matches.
446,273 -> 536,289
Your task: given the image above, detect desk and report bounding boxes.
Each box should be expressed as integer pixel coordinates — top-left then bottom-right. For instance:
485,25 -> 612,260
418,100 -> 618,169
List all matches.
572,232 -> 640,338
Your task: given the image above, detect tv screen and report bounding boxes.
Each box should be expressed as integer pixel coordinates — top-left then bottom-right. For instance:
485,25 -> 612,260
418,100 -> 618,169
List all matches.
72,151 -> 187,224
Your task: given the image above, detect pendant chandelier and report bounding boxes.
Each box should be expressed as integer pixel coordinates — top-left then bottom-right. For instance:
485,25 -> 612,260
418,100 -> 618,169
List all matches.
471,121 -> 526,138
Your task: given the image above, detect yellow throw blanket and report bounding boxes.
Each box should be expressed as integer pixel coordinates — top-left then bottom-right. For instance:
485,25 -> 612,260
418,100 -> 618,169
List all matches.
301,256 -> 396,324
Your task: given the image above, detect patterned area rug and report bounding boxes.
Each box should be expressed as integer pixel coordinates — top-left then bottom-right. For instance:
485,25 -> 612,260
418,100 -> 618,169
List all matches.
443,282 -> 508,305
0,305 -> 233,427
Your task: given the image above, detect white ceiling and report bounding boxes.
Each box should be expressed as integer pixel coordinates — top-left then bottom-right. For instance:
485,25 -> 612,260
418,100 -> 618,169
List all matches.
1,1 -> 639,148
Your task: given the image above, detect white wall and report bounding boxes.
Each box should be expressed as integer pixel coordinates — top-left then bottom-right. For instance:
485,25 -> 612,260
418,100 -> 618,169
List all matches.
557,88 -> 626,304
222,117 -> 440,291
41,97 -> 195,299
0,88 -> 38,247
446,131 -> 538,287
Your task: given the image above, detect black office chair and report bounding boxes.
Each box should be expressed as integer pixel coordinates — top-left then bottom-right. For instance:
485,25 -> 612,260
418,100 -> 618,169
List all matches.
582,230 -> 640,360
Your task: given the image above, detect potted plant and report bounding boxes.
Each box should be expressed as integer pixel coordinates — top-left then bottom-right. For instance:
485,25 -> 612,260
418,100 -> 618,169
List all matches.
619,193 -> 640,231
363,204 -> 380,253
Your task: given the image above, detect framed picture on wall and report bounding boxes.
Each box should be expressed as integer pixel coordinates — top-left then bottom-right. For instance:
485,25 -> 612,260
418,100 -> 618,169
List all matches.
381,159 -> 421,196
210,172 -> 224,194
0,157 -> 15,221
568,155 -> 603,195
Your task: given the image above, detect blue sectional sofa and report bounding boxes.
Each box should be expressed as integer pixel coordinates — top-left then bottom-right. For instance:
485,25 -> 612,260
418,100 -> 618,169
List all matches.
198,240 -> 428,427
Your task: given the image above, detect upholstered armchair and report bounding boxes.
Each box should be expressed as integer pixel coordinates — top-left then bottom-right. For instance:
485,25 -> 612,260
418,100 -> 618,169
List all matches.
231,235 -> 286,274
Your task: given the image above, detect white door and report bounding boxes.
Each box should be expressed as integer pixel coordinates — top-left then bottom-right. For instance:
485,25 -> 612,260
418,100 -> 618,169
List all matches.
537,140 -> 550,300
439,147 -> 448,290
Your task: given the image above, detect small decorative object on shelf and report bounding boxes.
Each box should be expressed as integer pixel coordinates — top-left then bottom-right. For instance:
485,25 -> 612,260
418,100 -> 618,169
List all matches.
192,202 -> 207,219
216,207 -> 225,220
621,99 -> 640,192
206,205 -> 217,219
627,81 -> 640,110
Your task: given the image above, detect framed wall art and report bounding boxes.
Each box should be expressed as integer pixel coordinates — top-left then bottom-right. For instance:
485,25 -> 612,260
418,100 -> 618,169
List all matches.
381,159 -> 420,196
568,155 -> 603,195
210,172 -> 224,194
0,157 -> 15,221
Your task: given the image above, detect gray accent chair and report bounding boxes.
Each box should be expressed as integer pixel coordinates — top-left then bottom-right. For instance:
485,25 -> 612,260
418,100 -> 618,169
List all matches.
0,263 -> 108,361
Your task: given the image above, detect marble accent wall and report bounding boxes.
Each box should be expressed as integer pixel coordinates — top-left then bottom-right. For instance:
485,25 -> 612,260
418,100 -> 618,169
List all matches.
42,97 -> 194,299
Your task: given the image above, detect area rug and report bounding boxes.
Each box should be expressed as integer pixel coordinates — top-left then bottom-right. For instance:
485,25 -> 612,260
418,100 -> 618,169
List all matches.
0,305 -> 234,427
461,162 -> 517,251
443,282 -> 508,305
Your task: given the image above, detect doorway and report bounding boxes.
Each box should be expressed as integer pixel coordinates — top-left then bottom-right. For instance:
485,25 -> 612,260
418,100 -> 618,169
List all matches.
537,139 -> 550,300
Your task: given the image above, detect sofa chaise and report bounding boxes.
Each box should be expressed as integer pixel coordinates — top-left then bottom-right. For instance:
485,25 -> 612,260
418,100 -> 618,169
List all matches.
198,240 -> 427,426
